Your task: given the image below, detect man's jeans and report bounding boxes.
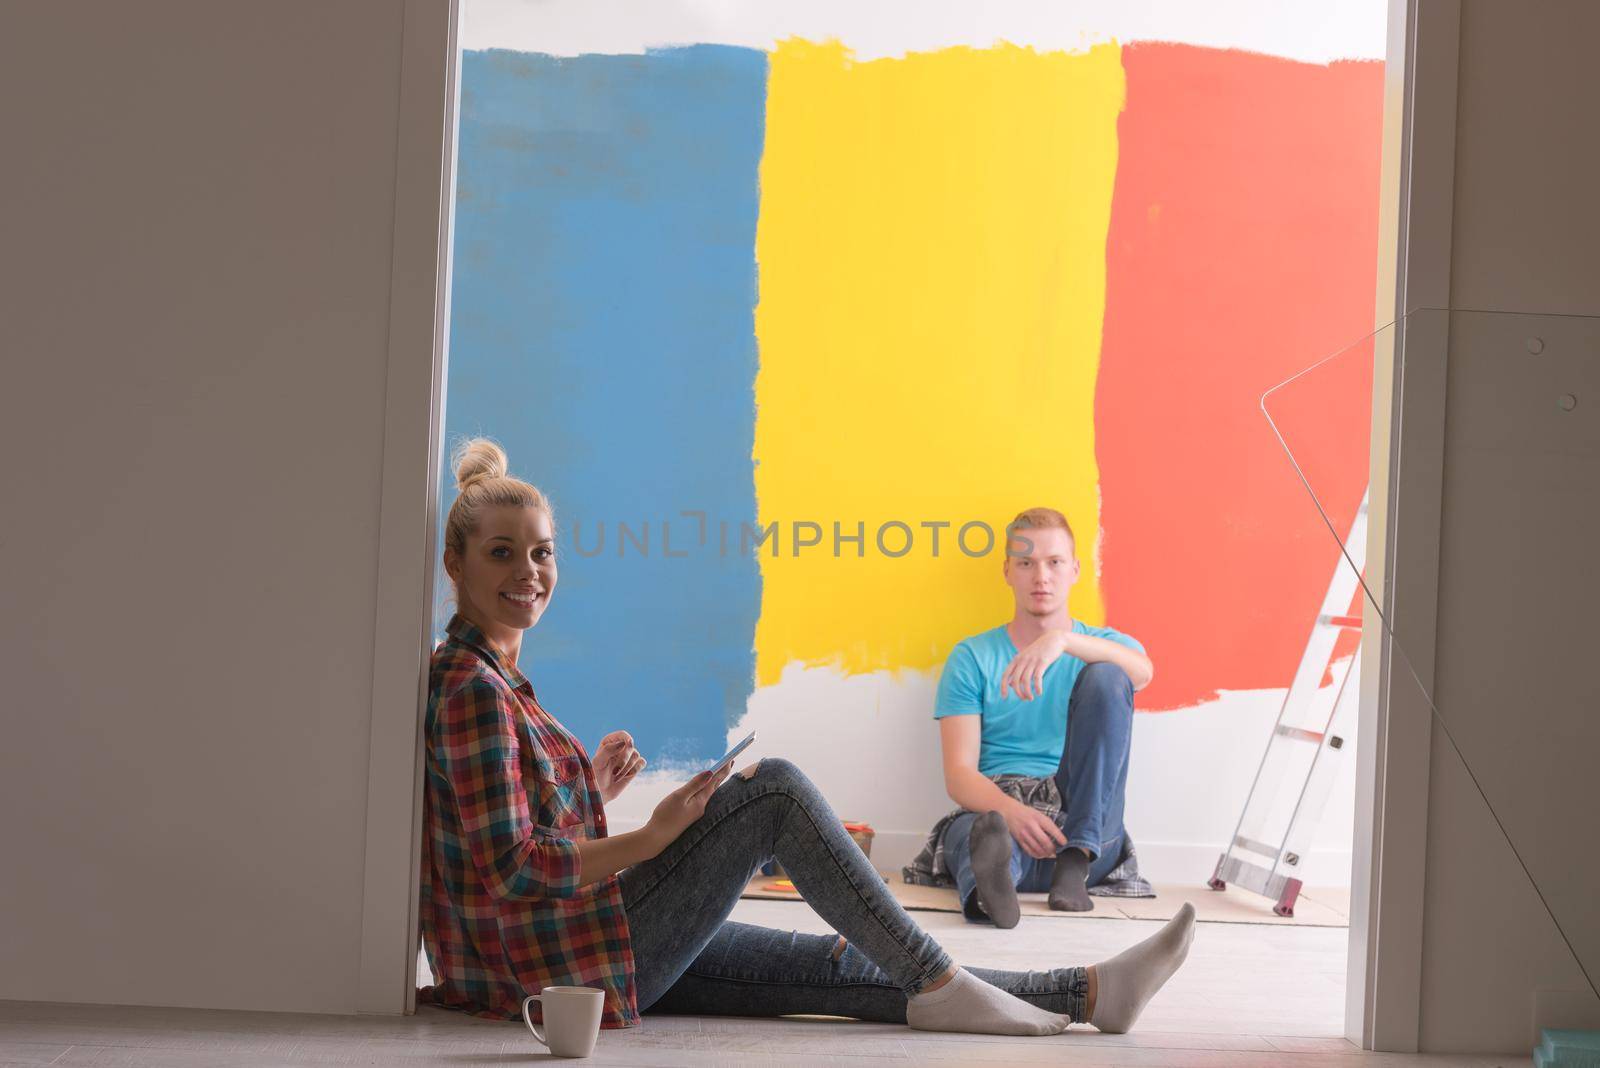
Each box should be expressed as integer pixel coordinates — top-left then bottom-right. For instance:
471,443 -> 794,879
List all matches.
622,757 -> 1090,1022
942,661 -> 1135,921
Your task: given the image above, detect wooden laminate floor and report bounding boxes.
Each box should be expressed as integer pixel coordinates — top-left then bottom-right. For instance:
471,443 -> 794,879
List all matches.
0,898 -> 1529,1067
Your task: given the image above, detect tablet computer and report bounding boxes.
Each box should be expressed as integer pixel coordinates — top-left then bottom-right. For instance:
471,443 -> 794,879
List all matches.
710,730 -> 757,773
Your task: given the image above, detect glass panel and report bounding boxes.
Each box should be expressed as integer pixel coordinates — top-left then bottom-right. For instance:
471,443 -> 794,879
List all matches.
1213,321 -> 1386,905
1260,307 -> 1599,997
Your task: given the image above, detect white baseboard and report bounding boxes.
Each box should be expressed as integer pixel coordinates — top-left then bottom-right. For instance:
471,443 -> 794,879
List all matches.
606,820 -> 1354,891
863,831 -> 1352,891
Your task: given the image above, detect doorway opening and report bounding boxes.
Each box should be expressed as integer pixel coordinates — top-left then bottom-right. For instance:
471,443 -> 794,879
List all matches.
388,0 -> 1439,1050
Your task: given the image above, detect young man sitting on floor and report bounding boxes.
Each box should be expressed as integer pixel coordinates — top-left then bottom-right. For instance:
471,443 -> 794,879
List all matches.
903,507 -> 1156,927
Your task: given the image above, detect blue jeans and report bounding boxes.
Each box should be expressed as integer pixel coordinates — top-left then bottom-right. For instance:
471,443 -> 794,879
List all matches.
943,662 -> 1135,922
620,757 -> 1089,1022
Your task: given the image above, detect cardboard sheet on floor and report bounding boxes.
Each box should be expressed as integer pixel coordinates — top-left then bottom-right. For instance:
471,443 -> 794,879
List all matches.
742,874 -> 1350,928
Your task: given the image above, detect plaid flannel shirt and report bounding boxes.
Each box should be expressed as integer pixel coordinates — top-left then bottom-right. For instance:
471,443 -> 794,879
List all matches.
418,614 -> 638,1027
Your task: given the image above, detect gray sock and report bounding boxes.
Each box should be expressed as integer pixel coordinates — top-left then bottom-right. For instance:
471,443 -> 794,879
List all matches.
907,967 -> 1071,1036
1090,902 -> 1196,1033
1048,848 -> 1094,911
969,811 -> 1020,929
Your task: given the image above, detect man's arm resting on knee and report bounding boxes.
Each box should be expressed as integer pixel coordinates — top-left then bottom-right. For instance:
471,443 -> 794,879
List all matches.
1058,631 -> 1154,691
938,716 -> 1065,859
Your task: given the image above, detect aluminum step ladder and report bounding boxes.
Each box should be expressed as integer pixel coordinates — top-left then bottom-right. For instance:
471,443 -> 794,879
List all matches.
1207,490 -> 1368,917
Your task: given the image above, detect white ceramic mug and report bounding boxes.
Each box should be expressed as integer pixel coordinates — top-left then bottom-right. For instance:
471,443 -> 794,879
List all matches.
521,985 -> 604,1058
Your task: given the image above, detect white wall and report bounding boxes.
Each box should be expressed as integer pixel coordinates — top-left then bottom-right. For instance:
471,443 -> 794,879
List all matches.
1408,0 -> 1600,1052
602,669 -> 1360,889
461,0 -> 1384,64
0,2 -> 445,1014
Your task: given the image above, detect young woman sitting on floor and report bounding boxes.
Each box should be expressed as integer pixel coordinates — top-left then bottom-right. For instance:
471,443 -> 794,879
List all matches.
417,437 -> 1195,1036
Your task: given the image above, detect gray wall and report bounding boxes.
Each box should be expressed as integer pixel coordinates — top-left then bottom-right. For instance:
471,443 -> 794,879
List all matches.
1416,0 -> 1600,1051
0,3 -> 418,1013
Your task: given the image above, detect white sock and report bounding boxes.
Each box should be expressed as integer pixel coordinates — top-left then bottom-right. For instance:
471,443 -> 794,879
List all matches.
907,967 -> 1071,1037
1090,901 -> 1196,1033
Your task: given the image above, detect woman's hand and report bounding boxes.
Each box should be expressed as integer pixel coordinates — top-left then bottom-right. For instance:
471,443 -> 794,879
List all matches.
1001,629 -> 1073,700
644,765 -> 732,853
593,730 -> 646,804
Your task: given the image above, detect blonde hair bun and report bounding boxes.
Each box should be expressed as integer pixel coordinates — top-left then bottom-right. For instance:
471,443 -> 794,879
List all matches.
451,437 -> 509,493
441,437 -> 551,584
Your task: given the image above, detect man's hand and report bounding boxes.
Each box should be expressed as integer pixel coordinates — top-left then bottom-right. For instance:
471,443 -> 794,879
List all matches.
1002,799 -> 1068,860
1001,629 -> 1073,700
593,730 -> 646,804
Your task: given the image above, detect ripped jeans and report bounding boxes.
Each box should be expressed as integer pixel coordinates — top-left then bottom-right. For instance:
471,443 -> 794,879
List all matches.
620,757 -> 1090,1023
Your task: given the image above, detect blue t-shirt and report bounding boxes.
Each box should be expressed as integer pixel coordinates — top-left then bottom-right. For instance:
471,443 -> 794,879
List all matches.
934,621 -> 1146,777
